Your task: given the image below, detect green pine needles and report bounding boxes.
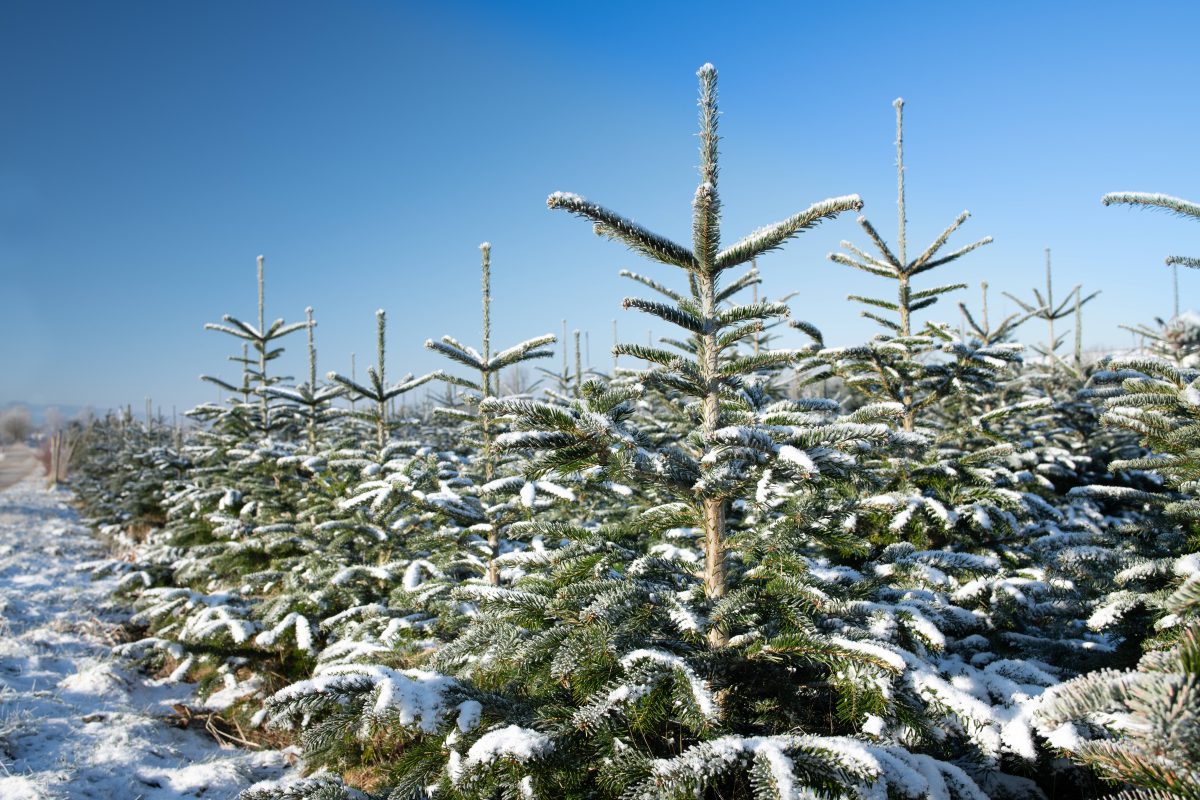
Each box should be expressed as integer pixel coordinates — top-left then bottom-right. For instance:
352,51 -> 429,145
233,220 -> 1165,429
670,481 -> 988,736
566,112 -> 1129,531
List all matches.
63,65 -> 1200,800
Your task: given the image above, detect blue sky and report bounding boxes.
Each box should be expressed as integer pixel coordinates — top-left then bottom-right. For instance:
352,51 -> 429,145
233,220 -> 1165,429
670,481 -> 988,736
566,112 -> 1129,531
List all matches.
3,1 -> 1199,412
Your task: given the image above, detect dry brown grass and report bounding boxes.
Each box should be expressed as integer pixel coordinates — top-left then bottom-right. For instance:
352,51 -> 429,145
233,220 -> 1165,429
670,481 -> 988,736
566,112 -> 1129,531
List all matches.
161,700 -> 296,752
341,765 -> 393,794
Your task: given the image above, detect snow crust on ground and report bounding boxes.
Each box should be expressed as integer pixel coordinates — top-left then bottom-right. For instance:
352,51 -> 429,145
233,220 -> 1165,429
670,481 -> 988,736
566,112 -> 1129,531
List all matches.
0,479 -> 291,798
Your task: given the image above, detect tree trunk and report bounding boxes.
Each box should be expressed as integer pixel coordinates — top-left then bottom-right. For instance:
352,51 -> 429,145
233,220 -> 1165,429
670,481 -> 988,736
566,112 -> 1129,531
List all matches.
698,269 -> 728,647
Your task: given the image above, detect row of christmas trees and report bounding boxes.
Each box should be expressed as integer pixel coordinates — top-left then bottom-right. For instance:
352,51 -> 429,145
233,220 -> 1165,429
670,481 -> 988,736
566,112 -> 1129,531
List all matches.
70,66 -> 1198,800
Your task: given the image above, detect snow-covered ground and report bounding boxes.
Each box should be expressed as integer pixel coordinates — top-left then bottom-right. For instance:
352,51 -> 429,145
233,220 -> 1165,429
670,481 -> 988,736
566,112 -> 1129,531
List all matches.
0,479 -> 291,799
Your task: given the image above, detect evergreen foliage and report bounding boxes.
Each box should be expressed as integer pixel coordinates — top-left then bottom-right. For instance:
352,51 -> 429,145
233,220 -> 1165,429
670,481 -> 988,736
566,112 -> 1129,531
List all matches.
61,67 -> 1200,800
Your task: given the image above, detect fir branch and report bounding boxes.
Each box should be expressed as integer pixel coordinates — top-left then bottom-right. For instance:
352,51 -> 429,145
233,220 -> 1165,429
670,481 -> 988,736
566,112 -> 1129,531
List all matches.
488,334 -> 558,371
612,343 -> 690,369
547,192 -> 699,271
622,297 -> 704,333
828,252 -> 896,279
1103,192 -> 1200,220
426,337 -> 485,371
910,236 -> 993,275
861,311 -> 902,332
714,301 -> 791,327
908,210 -> 970,272
619,269 -> 683,302
714,195 -> 863,271
383,371 -> 440,401
719,351 -> 801,377
848,295 -> 901,312
856,215 -> 901,267
911,283 -> 968,300
714,268 -> 762,304
789,320 -> 825,347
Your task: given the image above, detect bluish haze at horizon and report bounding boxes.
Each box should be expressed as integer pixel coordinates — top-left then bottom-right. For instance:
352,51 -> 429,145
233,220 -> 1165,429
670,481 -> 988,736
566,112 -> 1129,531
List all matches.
3,0 -> 1199,413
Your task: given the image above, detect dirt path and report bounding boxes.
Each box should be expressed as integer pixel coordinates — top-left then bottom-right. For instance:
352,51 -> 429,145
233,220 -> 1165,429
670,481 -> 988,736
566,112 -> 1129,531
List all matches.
0,445 -> 41,491
0,480 -> 291,799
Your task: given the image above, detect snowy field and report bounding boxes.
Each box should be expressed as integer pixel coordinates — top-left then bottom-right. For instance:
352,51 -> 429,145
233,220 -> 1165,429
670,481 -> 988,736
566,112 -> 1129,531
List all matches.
0,477 -> 291,799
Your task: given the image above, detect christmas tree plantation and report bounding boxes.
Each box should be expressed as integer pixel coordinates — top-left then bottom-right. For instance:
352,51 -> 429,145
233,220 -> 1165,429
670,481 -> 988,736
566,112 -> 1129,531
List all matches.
71,66 -> 1198,800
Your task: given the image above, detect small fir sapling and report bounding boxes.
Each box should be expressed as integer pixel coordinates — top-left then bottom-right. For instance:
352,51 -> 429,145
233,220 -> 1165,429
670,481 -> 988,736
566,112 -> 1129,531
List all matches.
265,307 -> 346,454
823,98 -> 997,434
201,256 -> 310,435
959,282 -> 1039,350
816,98 -> 1047,549
1120,313 -> 1200,367
423,242 -> 559,584
1002,248 -> 1100,380
328,309 -> 438,453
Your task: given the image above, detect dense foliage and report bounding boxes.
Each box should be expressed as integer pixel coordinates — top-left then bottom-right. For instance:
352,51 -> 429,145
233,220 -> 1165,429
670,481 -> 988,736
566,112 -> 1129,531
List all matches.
71,66 -> 1199,800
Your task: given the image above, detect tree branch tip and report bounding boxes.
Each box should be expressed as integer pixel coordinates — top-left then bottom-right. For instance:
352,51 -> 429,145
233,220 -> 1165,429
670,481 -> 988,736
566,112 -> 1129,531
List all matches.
546,190 -> 582,209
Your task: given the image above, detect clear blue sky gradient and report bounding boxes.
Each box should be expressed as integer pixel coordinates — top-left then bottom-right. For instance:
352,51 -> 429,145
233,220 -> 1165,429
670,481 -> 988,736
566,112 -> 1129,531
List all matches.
3,1 -> 1199,412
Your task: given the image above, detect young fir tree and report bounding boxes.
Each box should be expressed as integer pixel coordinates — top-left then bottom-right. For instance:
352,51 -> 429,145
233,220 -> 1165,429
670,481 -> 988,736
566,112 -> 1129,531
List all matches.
1002,249 -> 1100,375
959,282 -> 1038,350
200,255 -> 311,436
266,307 -> 346,455
422,242 -> 560,585
329,309 -> 437,454
251,65 -> 1051,800
1040,353 -> 1200,798
813,98 -> 1048,551
823,98 -> 998,434
778,101 -> 1137,798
